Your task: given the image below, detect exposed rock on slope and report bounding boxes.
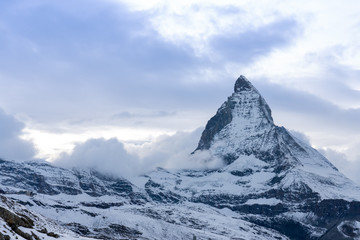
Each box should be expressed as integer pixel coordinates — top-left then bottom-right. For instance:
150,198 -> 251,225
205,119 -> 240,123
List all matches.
0,193 -> 93,240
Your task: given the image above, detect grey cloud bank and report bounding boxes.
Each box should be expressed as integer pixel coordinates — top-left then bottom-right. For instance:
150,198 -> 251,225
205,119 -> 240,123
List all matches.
0,109 -> 36,161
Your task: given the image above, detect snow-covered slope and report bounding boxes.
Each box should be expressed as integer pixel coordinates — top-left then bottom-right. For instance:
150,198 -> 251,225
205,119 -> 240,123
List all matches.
0,193 -> 94,240
0,159 -> 288,240
0,76 -> 360,240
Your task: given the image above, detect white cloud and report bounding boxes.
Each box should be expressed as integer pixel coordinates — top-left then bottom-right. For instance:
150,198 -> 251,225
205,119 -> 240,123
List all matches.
110,0 -> 290,56
55,138 -> 140,177
54,128 -> 223,177
127,128 -> 223,170
111,0 -> 360,108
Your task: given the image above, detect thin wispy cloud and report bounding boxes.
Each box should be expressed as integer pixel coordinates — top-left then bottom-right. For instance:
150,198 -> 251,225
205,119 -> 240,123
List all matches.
112,110 -> 176,119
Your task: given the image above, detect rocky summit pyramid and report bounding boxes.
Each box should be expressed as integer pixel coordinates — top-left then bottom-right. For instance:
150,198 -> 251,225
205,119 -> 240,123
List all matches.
196,75 -> 332,168
195,75 -> 274,156
0,76 -> 360,240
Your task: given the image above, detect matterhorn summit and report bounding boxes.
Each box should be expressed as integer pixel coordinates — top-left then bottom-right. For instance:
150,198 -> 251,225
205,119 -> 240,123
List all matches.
194,76 -> 357,200
196,75 -> 329,168
195,75 -> 274,156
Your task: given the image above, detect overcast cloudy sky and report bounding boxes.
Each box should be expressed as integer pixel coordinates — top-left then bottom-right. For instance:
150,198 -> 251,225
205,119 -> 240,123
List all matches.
1,1 -> 360,181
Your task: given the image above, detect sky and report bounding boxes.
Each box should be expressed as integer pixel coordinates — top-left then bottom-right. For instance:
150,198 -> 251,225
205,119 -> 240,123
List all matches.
1,0 -> 360,181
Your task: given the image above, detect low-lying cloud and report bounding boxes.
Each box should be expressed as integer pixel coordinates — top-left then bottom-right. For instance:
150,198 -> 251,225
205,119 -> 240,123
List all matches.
55,138 -> 140,177
54,128 -> 223,177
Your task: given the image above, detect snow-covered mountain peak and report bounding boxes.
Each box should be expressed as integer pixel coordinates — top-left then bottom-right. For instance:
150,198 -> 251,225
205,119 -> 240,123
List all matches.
195,75 -> 274,154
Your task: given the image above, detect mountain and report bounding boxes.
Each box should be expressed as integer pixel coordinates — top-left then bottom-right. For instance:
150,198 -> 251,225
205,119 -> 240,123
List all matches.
1,75 -> 360,240
194,76 -> 359,201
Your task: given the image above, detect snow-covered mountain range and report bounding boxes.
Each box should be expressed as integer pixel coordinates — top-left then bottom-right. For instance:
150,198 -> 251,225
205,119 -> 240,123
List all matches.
0,76 -> 360,239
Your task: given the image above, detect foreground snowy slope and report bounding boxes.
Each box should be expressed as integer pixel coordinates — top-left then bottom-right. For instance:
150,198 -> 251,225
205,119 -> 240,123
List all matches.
0,193 -> 94,240
0,76 -> 360,239
0,160 -> 288,240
